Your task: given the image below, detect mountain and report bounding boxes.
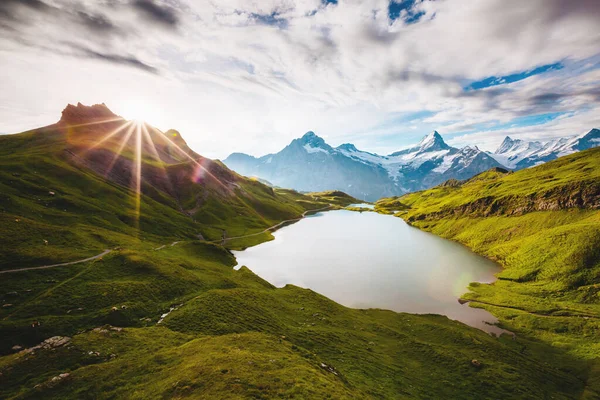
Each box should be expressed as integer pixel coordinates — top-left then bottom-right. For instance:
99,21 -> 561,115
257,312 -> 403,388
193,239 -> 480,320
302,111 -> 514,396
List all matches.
489,128 -> 600,169
2,103 -> 585,399
224,131 -> 503,201
0,103 -> 350,269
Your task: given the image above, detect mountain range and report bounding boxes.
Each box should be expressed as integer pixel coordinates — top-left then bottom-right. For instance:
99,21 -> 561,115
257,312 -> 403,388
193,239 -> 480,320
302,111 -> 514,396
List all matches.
224,129 -> 600,201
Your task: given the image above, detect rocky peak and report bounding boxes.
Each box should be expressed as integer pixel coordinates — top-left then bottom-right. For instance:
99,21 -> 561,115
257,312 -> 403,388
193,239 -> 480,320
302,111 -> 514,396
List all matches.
496,136 -> 517,154
297,131 -> 332,151
417,131 -> 450,152
337,143 -> 358,152
59,102 -> 121,125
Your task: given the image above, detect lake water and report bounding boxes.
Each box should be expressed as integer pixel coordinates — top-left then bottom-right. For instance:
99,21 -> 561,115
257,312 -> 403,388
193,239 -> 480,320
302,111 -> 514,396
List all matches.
233,210 -> 509,335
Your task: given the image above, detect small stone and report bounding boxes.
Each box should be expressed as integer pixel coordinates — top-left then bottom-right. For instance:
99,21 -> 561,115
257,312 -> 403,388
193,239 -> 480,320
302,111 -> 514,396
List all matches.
471,359 -> 482,368
11,345 -> 22,351
49,191 -> 55,196
3,304 -> 13,308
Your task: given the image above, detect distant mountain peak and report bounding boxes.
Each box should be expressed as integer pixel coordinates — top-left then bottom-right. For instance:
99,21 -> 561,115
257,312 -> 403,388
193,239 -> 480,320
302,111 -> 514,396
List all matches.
337,143 -> 358,152
59,102 -> 121,125
417,131 -> 449,152
297,130 -> 331,151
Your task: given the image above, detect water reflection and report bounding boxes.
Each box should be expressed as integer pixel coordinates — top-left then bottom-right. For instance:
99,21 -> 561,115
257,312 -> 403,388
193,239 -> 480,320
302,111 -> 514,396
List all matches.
233,210 -> 510,335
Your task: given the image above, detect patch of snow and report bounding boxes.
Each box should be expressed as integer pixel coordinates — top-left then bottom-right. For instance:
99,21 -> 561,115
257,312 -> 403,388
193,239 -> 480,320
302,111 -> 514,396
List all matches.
265,157 -> 273,164
303,144 -> 329,154
432,153 -> 459,173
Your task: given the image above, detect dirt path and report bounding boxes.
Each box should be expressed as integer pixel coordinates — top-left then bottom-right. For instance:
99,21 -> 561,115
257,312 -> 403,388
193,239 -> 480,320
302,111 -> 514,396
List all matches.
466,299 -> 600,320
214,204 -> 333,245
0,249 -> 112,275
1,205 -> 334,273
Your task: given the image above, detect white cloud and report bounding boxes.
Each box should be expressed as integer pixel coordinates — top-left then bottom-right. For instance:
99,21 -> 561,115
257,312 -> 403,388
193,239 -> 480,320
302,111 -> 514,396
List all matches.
0,0 -> 599,157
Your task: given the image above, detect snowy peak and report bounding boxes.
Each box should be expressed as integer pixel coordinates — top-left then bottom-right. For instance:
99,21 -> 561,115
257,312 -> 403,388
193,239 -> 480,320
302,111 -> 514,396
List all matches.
295,131 -> 332,154
575,128 -> 600,151
417,131 -> 450,152
337,143 -> 358,152
496,136 -> 521,154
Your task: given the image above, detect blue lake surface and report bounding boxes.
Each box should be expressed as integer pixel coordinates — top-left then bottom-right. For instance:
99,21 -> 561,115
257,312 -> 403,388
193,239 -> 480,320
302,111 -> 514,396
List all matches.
233,210 -> 509,335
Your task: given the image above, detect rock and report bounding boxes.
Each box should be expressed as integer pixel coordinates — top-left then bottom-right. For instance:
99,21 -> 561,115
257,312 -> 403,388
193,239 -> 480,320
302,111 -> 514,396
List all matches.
24,336 -> 71,354
43,239 -> 48,245
11,345 -> 22,351
111,306 -> 118,312
121,305 -> 127,309
49,191 -> 55,196
6,291 -> 18,296
44,336 -> 71,348
471,359 -> 482,368
3,304 -> 13,308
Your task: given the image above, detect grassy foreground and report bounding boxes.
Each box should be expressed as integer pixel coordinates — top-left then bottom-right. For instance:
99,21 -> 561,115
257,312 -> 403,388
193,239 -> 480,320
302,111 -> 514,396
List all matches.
377,147 -> 600,397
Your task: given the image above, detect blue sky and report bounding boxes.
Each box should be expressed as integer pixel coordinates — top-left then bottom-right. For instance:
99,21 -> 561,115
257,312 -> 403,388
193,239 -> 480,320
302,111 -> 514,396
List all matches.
0,0 -> 599,157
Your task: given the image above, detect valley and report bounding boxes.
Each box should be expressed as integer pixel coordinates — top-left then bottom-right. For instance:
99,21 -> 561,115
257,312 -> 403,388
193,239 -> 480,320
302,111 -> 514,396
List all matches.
0,104 -> 598,399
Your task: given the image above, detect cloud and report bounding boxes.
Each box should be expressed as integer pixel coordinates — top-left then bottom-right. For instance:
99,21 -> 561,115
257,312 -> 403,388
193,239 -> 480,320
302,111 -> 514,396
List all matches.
0,0 -> 599,158
131,0 -> 179,28
69,44 -> 160,74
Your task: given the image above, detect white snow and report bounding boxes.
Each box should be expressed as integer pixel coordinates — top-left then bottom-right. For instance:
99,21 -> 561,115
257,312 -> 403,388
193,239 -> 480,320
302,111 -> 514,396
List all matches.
265,157 -> 273,164
303,144 -> 329,154
432,153 -> 459,173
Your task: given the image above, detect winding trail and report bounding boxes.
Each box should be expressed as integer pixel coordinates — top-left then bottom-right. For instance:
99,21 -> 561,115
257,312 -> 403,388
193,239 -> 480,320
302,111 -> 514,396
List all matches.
212,204 -> 333,245
0,249 -> 112,275
465,299 -> 600,320
2,205 -> 335,273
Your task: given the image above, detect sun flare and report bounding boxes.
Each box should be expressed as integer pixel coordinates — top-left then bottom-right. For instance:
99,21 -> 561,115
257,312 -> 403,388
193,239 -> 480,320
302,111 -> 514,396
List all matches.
118,100 -> 159,123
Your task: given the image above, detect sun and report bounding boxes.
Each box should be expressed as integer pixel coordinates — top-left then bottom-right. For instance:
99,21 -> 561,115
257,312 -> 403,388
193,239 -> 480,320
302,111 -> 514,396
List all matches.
118,100 -> 159,123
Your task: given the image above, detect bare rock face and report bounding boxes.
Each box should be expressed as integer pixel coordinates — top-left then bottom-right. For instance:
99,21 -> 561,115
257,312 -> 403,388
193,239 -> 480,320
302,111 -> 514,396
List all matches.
59,102 -> 121,125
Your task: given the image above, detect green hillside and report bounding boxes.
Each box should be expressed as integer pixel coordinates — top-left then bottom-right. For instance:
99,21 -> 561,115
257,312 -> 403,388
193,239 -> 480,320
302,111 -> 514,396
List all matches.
0,105 -> 598,398
377,148 -> 600,393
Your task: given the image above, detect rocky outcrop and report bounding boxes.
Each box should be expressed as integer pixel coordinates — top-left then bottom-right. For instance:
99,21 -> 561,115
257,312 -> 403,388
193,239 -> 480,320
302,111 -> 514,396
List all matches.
408,181 -> 600,222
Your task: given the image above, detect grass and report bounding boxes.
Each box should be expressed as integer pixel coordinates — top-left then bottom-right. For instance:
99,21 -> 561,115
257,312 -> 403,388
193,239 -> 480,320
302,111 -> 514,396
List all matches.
1,117 -> 598,398
376,147 -> 600,394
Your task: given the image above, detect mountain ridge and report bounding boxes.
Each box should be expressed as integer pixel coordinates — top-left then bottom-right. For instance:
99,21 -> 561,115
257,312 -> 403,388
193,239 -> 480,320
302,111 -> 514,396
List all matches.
225,128 -> 600,201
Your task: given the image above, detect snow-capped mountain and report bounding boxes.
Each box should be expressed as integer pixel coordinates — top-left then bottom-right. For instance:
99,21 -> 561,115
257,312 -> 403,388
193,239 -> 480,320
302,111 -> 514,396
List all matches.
224,131 -> 501,201
489,129 -> 600,169
224,128 -> 599,201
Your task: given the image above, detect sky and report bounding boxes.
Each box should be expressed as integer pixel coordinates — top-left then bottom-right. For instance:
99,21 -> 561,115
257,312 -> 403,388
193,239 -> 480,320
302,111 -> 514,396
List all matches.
0,0 -> 599,159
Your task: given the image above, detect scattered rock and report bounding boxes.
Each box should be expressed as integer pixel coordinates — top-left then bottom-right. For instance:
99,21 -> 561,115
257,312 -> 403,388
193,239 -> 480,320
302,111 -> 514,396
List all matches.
121,305 -> 127,309
471,359 -> 482,368
6,291 -> 18,296
3,304 -> 13,308
24,336 -> 71,354
43,239 -> 48,246
111,306 -> 118,312
319,362 -> 339,376
11,345 -> 22,351
48,191 -> 55,196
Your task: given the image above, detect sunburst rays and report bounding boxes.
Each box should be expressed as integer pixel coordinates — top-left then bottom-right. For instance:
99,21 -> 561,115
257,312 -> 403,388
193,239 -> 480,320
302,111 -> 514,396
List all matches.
69,115 -> 269,233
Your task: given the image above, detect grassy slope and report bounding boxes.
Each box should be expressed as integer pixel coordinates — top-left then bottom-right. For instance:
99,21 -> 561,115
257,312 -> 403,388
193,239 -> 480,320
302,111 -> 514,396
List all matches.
376,148 -> 600,395
0,120 -> 596,398
0,125 -> 348,270
0,243 -> 589,399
